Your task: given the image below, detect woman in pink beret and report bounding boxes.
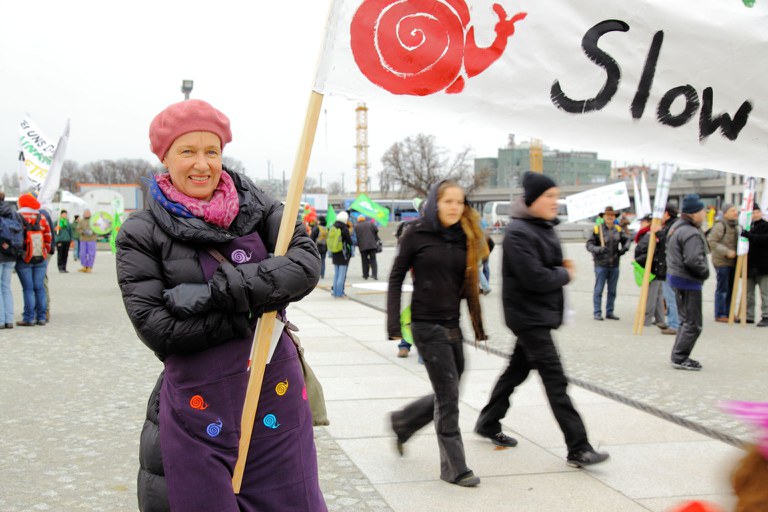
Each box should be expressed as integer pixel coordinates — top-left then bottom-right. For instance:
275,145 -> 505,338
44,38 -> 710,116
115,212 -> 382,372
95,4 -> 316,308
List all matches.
116,99 -> 325,511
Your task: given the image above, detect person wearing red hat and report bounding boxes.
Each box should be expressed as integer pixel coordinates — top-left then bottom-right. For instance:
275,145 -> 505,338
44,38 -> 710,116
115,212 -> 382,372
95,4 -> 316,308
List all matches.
15,193 -> 53,326
116,99 -> 324,512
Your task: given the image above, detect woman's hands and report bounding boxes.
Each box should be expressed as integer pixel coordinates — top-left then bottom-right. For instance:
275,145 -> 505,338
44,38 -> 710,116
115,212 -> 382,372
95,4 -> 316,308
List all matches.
162,283 -> 213,319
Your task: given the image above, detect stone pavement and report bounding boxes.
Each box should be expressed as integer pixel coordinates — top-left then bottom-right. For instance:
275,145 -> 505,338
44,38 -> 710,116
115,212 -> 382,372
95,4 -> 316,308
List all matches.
340,242 -> 767,446
0,248 -> 759,511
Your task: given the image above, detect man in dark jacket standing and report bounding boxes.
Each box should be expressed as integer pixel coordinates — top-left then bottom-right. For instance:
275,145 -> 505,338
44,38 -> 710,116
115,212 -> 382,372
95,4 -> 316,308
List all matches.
660,204 -> 680,334
354,215 -> 380,280
666,194 -> 710,371
634,214 -> 666,328
475,172 -> 609,468
743,205 -> 768,326
586,206 -> 630,320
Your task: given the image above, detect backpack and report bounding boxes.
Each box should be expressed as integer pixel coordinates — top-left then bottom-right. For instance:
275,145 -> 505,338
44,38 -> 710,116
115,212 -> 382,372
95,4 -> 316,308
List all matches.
22,214 -> 47,264
0,214 -> 24,257
316,225 -> 328,246
327,226 -> 343,253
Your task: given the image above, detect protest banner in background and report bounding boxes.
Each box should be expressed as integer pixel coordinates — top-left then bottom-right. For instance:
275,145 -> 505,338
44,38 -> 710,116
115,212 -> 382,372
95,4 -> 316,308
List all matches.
652,163 -> 675,219
565,182 -> 630,222
38,119 -> 70,210
18,116 -> 57,190
737,177 -> 758,256
349,193 -> 391,225
317,0 -> 768,179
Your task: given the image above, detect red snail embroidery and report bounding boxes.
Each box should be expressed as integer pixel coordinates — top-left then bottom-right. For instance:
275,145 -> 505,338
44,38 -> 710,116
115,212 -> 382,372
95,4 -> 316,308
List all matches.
350,0 -> 527,96
189,395 -> 209,410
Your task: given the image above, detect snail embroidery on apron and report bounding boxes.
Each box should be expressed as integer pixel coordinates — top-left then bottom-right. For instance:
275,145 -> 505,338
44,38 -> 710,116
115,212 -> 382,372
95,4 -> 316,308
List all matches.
263,414 -> 280,430
206,419 -> 223,438
275,380 -> 289,396
189,395 -> 209,410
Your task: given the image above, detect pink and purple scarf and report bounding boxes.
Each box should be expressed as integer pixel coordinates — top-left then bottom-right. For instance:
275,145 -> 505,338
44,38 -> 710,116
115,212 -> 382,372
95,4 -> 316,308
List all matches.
154,171 -> 240,229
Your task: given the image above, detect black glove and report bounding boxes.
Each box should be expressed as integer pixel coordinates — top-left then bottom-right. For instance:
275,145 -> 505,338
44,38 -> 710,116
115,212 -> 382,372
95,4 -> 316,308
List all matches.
209,265 -> 250,313
163,283 -> 213,319
741,230 -> 752,240
231,313 -> 253,339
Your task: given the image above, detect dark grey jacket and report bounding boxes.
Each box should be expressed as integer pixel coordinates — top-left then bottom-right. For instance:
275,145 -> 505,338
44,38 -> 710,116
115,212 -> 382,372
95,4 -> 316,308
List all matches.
503,200 -> 570,332
666,216 -> 710,283
586,222 -> 630,267
354,220 -> 379,252
116,169 -> 320,512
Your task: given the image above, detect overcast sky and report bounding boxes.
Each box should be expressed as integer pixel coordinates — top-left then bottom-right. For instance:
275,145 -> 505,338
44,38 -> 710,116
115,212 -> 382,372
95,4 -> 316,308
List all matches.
0,0 -> 524,191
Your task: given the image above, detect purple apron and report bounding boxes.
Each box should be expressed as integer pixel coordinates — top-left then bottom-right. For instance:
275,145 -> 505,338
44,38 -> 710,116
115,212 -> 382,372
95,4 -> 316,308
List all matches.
159,231 -> 326,511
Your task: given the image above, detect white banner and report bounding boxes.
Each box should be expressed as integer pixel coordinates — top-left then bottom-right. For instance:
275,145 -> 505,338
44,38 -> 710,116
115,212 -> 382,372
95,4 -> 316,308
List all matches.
565,182 -> 630,222
737,176 -> 757,256
18,115 -> 57,192
38,119 -> 70,210
652,163 -> 675,219
319,0 -> 768,178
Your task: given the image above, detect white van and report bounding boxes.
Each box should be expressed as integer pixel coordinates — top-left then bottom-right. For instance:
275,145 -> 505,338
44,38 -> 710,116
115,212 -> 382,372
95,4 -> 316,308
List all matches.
482,201 -> 510,229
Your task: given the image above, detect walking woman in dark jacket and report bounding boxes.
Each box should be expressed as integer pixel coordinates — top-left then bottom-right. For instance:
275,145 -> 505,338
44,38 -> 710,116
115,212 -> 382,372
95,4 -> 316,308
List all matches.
387,179 -> 488,487
116,99 -> 324,512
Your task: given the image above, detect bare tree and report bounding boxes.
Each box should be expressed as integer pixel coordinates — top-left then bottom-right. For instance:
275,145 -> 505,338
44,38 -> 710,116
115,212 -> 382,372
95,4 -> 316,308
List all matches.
379,134 -> 477,197
327,181 -> 342,195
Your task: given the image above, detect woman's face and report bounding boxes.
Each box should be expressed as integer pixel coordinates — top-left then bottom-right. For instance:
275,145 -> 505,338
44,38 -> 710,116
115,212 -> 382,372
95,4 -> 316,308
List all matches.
437,185 -> 465,227
163,131 -> 223,201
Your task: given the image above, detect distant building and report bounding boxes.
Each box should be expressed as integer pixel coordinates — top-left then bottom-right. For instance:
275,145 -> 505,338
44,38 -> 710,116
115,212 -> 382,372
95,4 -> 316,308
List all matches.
475,139 -> 612,187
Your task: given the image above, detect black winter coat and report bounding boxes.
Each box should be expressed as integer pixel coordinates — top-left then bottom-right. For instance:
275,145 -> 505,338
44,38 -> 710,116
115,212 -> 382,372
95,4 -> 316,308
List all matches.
116,170 -> 320,512
502,201 -> 570,332
586,222 -> 630,267
666,216 -> 710,283
354,220 -> 379,252
387,218 -> 466,337
745,217 -> 768,276
634,227 -> 665,279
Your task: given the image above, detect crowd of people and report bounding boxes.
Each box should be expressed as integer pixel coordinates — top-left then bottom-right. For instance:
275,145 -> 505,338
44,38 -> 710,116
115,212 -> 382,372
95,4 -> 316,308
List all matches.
0,191 -> 101,328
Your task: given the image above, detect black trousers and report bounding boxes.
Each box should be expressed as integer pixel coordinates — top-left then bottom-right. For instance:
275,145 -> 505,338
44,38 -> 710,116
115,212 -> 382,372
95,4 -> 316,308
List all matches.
391,322 -> 469,482
672,288 -> 703,363
476,327 -> 590,454
56,242 -> 70,271
360,249 -> 378,279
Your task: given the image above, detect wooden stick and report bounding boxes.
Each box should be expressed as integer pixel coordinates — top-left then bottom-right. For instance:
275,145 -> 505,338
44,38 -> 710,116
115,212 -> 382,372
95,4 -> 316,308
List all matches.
738,254 -> 749,325
633,219 -> 660,335
232,91 -> 324,493
599,223 -> 605,247
728,255 -> 745,324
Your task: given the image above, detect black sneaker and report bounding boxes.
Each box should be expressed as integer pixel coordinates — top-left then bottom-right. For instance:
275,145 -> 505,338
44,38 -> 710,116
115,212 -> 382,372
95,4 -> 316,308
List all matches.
390,413 -> 407,456
605,314 -> 620,320
757,318 -> 768,327
567,448 -> 610,468
594,314 -> 604,321
671,358 -> 702,371
453,471 -> 480,487
478,431 -> 518,448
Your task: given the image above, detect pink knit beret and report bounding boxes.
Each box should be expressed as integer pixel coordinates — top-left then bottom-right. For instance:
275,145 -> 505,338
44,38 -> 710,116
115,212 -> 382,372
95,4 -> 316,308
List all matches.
149,99 -> 232,162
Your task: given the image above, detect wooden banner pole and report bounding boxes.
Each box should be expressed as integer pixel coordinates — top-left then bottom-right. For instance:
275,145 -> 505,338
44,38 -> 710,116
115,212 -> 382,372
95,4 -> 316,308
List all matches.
727,255 -> 745,325
738,254 -> 749,325
232,91 -> 324,493
633,219 -> 660,335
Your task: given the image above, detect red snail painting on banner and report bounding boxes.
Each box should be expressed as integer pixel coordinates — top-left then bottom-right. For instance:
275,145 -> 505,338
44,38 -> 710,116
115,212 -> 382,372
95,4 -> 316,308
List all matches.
350,0 -> 527,96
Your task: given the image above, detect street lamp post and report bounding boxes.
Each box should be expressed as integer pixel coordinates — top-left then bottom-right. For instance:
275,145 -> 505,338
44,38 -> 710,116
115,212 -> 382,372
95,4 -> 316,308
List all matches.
181,80 -> 194,100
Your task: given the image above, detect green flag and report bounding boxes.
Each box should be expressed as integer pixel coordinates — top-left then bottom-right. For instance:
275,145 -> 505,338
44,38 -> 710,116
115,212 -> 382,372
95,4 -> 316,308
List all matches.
349,193 -> 390,226
326,205 -> 336,227
109,211 -> 122,254
632,260 -> 655,287
400,305 -> 413,345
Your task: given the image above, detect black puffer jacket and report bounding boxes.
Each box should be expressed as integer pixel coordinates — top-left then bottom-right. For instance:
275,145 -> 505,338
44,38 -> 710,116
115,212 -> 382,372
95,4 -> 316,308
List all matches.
502,200 -> 570,332
116,170 -> 320,512
666,215 -> 710,283
745,217 -> 768,276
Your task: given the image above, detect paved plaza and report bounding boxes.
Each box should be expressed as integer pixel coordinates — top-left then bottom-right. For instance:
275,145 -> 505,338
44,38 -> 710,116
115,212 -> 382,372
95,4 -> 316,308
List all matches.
0,241 -> 762,511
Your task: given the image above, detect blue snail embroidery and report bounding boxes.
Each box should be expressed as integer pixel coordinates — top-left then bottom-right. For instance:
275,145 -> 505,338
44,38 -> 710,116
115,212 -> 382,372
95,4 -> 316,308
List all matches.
206,419 -> 223,438
263,414 -> 280,429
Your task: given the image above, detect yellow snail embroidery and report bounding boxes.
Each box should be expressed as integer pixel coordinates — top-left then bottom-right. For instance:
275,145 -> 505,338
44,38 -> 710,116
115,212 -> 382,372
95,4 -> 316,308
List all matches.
275,380 -> 289,396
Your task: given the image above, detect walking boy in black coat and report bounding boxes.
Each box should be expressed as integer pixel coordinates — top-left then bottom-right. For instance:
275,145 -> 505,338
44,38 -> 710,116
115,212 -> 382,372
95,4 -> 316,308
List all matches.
475,172 -> 609,467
